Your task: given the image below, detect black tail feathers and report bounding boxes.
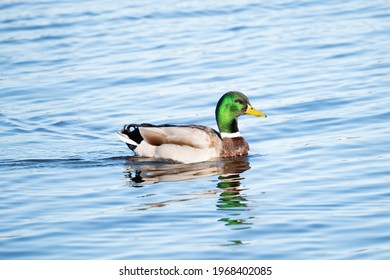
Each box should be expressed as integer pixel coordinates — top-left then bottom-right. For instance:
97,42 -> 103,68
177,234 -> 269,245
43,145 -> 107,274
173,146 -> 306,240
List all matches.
121,124 -> 144,150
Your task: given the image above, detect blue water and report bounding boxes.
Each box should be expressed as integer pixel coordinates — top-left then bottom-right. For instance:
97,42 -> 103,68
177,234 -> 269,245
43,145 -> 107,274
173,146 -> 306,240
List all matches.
1,0 -> 389,259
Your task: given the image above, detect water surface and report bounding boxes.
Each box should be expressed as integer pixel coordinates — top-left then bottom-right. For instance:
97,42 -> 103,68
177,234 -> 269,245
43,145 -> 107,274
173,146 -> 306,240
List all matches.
1,0 -> 389,259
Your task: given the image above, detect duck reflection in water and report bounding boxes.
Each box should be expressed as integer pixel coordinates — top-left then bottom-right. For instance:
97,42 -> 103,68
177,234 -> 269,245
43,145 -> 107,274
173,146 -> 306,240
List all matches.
123,156 -> 254,230
217,173 -> 253,230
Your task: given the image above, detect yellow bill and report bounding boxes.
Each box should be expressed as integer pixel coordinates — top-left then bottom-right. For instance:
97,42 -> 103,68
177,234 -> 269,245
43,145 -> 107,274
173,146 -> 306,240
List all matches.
245,105 -> 267,118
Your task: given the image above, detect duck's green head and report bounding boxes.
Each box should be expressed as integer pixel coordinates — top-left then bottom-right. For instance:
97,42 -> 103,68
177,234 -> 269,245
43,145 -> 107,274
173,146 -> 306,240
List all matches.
215,91 -> 267,134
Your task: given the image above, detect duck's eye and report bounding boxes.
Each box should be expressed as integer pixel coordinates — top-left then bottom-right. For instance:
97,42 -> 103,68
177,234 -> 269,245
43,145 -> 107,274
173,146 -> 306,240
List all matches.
234,99 -> 242,104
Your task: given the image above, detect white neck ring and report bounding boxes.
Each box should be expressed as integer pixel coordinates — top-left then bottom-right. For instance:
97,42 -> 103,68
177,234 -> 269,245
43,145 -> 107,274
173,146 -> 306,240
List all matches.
220,132 -> 241,138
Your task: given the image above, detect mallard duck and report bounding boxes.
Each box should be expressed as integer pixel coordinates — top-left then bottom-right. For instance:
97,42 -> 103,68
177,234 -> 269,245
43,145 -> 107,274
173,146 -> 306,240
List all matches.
117,91 -> 267,163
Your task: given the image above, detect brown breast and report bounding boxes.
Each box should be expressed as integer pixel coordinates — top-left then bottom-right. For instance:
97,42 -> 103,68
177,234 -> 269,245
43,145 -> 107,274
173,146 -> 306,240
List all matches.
219,137 -> 249,158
